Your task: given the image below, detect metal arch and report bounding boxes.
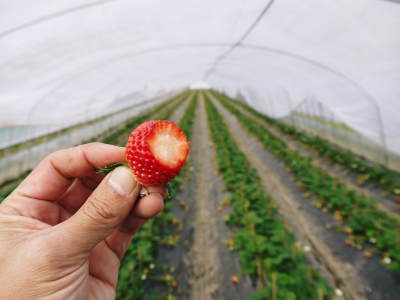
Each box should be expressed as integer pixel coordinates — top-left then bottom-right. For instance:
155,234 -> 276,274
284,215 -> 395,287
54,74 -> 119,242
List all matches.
204,0 -> 275,81
206,44 -> 388,160
238,43 -> 388,161
81,70 -> 196,120
26,42 -> 230,122
212,67 -> 389,164
83,68 -> 198,118
23,41 -> 388,162
382,0 -> 400,4
0,0 -> 120,39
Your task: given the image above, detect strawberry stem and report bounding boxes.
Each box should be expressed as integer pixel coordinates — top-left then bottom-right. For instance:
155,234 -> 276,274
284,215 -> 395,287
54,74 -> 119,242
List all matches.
96,162 -> 130,175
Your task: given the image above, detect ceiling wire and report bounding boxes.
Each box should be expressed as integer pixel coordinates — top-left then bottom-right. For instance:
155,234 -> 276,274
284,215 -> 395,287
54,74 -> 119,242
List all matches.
203,0 -> 275,80
382,0 -> 400,4
0,0 -> 120,39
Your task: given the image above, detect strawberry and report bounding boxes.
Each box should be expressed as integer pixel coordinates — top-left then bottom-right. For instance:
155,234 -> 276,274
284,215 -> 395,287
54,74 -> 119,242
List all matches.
231,276 -> 240,284
343,227 -> 353,235
126,120 -> 189,186
363,251 -> 373,259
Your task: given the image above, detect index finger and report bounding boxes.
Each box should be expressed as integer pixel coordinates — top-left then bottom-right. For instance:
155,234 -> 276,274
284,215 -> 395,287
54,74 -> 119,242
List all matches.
12,143 -> 126,201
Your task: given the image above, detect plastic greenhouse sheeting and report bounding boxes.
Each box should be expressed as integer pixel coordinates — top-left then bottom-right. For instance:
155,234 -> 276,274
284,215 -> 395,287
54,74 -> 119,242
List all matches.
0,0 -> 399,154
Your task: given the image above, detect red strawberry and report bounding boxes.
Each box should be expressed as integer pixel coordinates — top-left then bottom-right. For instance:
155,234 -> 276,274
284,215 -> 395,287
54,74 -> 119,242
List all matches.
126,120 -> 189,186
363,251 -> 373,259
343,227 -> 353,235
231,276 -> 240,284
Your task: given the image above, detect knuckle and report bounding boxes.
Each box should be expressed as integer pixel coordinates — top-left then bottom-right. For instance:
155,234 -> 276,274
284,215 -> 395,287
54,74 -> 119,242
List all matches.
82,196 -> 119,225
44,149 -> 62,162
43,149 -> 71,169
81,142 -> 103,150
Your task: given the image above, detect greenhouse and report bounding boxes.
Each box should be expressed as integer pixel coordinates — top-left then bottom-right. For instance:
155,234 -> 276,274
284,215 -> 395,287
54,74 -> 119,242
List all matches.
0,1 -> 399,299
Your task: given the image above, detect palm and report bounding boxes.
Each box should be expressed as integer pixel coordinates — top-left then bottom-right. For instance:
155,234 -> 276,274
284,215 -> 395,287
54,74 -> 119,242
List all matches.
0,144 -> 163,300
0,175 -> 121,300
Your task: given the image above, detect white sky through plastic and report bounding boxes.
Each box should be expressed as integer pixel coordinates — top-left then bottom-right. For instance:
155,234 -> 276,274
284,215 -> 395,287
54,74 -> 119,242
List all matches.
0,0 -> 399,153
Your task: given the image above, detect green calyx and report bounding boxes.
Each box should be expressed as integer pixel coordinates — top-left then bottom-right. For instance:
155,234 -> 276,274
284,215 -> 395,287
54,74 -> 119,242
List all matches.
96,162 -> 130,175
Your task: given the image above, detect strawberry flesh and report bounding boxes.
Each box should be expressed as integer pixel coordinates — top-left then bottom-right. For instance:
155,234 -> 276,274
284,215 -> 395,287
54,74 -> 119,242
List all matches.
126,120 -> 189,186
147,122 -> 189,169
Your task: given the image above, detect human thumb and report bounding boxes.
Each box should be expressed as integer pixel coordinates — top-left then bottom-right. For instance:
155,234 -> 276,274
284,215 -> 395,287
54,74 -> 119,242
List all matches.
54,166 -> 140,255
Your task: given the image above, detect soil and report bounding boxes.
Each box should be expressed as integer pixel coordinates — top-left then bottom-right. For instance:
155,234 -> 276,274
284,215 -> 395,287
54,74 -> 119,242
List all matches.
148,94 -> 255,299
168,93 -> 192,122
208,92 -> 400,300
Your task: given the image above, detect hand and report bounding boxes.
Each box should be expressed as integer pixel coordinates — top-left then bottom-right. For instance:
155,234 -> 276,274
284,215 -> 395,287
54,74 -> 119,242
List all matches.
0,143 -> 165,300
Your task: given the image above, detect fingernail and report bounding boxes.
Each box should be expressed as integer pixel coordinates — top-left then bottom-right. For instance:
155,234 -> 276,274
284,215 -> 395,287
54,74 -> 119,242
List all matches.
108,167 -> 137,196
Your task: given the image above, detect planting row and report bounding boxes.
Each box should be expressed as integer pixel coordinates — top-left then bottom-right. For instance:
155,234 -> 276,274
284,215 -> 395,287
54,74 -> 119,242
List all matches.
116,91 -> 197,299
219,92 -> 400,200
205,95 -> 333,299
212,92 -> 400,273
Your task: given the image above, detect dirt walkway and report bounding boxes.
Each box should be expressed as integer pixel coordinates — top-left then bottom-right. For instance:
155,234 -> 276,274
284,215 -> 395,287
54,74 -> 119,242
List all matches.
209,92 -> 400,300
183,94 -> 221,298
168,92 -> 193,123
152,94 -> 254,299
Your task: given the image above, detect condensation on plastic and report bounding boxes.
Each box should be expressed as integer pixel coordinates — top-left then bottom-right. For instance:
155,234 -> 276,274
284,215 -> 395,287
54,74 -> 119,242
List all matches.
0,0 -> 399,157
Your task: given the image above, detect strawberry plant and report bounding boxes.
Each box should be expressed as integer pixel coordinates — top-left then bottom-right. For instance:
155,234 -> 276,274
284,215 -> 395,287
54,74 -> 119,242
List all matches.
0,176 -> 26,203
116,92 -> 198,299
205,95 -> 333,299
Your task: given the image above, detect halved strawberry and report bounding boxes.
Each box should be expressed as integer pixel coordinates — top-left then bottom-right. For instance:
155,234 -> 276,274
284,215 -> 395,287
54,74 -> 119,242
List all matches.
126,120 -> 190,186
231,276 -> 240,284
343,227 -> 353,235
363,251 -> 373,259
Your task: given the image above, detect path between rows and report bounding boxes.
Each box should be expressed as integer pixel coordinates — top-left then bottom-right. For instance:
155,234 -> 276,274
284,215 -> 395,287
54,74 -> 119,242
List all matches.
169,92 -> 192,123
152,94 -> 254,299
